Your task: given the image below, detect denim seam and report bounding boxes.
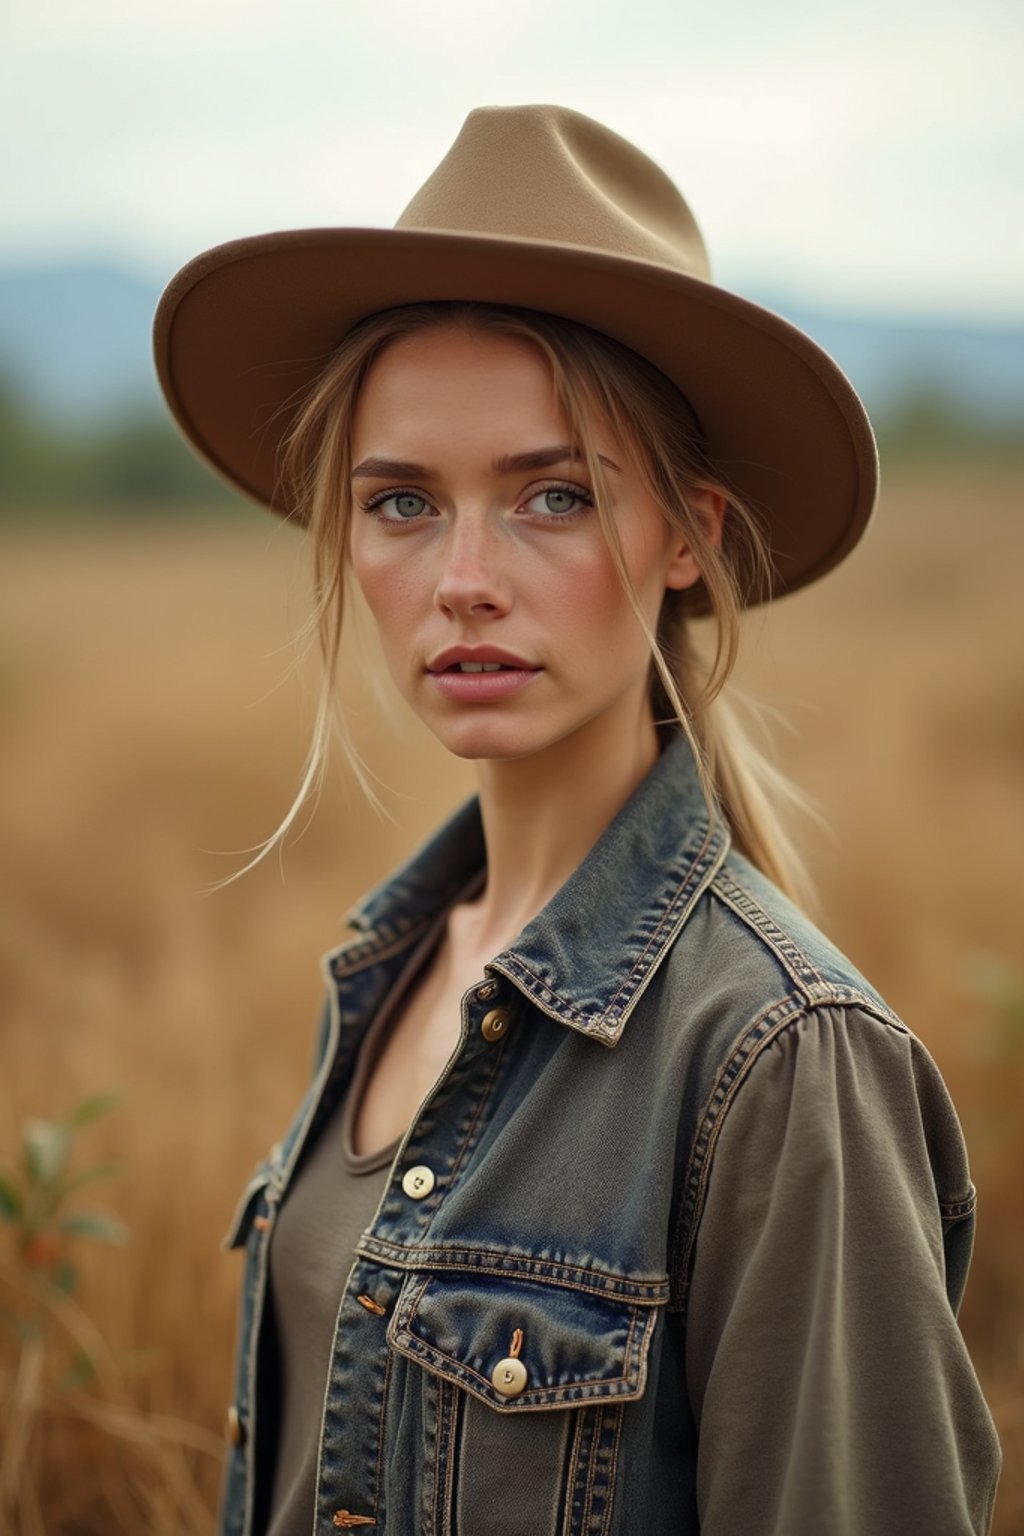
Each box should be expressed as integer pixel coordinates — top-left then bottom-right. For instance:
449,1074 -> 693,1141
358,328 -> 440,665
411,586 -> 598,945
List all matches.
222,1168 -> 274,1252
422,1372 -> 440,1536
669,996 -> 930,1310
586,1402 -> 624,1536
445,1381 -> 462,1536
940,1186 -> 977,1220
564,1407 -> 596,1536
564,1406 -> 589,1529
389,1337 -> 646,1409
325,918 -> 435,981
241,1213 -> 273,1536
596,821 -> 721,1019
668,994 -> 818,1311
578,1401 -> 621,1536
599,1404 -> 625,1536
488,822 -> 725,1043
430,1377 -> 442,1536
580,1411 -> 598,1536
390,1282 -> 649,1409
710,875 -> 827,995
355,1240 -> 669,1301
433,1377 -> 460,1536
437,1029 -> 508,1201
371,1342 -> 393,1526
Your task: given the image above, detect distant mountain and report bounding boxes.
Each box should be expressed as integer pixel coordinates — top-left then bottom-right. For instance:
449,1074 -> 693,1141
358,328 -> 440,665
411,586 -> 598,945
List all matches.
0,263 -> 163,424
0,260 -> 1022,430
761,299 -> 1024,427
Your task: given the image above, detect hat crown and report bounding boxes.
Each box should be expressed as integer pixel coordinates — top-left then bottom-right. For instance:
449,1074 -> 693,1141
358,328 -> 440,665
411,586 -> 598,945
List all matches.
395,104 -> 711,280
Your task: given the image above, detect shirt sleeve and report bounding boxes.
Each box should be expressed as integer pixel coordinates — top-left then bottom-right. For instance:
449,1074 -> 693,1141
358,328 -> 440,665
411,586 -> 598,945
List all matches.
684,1005 -> 1002,1536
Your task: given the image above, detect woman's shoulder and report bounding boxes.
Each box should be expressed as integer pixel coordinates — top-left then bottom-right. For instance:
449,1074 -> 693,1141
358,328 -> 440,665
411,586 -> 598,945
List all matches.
667,848 -> 978,1317
678,843 -> 903,1028
655,842 -> 969,1177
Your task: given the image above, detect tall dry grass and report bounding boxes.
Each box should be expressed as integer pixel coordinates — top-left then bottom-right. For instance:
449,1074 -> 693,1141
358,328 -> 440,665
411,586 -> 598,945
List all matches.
1,460 -> 1021,1530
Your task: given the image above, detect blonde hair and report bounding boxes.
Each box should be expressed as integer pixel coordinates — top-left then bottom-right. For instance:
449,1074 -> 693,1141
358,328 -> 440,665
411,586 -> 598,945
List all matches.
263,301 -> 810,902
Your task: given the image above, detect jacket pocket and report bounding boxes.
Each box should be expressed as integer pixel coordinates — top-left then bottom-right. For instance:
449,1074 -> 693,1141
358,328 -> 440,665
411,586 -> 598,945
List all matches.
386,1269 -> 662,1536
388,1268 -> 659,1411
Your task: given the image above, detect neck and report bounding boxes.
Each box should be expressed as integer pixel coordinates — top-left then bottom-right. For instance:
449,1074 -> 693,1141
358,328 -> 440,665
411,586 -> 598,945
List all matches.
453,696 -> 663,957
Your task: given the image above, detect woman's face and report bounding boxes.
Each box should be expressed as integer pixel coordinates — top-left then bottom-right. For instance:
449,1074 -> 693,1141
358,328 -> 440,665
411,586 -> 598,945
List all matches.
347,324 -> 712,764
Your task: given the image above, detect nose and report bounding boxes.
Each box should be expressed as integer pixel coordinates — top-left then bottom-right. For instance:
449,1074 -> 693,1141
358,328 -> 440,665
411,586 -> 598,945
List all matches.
433,515 -> 512,621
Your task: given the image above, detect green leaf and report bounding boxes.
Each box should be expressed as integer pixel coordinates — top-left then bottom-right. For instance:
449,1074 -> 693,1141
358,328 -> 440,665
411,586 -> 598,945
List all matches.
57,1161 -> 123,1201
57,1211 -> 129,1245
23,1119 -> 72,1189
0,1173 -> 23,1222
53,1258 -> 78,1294
65,1092 -> 121,1130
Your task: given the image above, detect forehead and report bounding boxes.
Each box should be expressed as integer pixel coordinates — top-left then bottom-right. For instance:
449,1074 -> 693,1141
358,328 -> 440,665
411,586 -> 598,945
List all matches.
348,327 -> 641,488
355,325 -> 554,414
351,324 -> 615,453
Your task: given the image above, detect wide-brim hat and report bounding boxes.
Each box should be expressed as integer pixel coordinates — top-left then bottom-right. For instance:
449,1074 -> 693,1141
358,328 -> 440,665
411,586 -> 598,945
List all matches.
153,103 -> 878,605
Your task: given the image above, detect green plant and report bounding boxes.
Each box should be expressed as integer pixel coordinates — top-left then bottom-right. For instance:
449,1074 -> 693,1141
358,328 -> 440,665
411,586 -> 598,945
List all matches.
0,1094 -> 220,1535
0,1092 -> 126,1304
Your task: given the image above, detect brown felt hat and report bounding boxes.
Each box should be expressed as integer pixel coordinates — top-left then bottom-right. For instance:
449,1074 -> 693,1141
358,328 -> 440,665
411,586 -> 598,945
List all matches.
153,103 -> 877,604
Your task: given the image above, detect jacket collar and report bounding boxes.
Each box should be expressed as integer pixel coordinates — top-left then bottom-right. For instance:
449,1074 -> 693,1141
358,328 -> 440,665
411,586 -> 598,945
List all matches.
328,729 -> 729,1047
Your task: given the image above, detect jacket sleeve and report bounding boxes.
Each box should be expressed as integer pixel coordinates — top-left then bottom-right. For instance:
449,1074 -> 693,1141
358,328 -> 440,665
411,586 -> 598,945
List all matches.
683,1005 -> 1002,1536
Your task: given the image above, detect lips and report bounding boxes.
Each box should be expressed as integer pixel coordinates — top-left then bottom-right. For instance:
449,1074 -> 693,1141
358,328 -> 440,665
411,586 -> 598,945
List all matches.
427,645 -> 540,673
425,644 -> 544,703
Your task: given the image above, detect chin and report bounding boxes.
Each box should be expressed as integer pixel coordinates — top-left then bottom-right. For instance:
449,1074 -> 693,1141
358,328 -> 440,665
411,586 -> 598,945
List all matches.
427,717 -> 559,763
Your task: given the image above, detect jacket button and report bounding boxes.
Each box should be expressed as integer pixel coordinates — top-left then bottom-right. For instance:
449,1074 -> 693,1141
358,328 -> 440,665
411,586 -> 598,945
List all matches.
401,1165 -> 436,1199
226,1404 -> 246,1447
491,1357 -> 528,1398
480,1007 -> 510,1043
475,981 -> 497,1002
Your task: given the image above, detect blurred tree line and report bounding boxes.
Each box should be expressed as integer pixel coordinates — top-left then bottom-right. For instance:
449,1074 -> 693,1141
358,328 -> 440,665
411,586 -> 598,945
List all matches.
0,374 -> 243,521
0,369 -> 1021,522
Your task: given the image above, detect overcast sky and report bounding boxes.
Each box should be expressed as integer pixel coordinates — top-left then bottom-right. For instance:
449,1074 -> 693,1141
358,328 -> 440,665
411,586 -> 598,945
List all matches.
6,0 -> 1022,321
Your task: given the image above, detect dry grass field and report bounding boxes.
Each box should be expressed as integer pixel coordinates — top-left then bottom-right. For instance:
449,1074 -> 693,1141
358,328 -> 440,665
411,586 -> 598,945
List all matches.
1,459 -> 1022,1531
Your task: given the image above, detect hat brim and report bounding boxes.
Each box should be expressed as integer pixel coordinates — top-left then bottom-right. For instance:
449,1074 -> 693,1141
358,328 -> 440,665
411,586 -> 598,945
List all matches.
153,227 -> 878,605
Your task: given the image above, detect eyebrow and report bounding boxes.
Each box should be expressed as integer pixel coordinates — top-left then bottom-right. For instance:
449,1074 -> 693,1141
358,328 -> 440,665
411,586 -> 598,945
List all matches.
351,445 -> 622,479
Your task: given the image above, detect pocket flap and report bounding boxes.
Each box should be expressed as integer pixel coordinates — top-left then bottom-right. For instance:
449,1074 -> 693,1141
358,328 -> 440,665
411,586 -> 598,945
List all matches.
388,1270 -> 660,1412
221,1143 -> 284,1251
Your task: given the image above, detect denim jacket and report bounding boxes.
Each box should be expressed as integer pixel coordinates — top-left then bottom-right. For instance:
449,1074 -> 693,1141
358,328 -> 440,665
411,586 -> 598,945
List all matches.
219,729 -> 1000,1536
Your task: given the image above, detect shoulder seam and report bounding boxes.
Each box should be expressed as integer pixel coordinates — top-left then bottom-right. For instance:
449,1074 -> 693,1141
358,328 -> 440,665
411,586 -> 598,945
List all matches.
710,869 -> 824,998
668,995 -> 911,1311
710,869 -> 902,1026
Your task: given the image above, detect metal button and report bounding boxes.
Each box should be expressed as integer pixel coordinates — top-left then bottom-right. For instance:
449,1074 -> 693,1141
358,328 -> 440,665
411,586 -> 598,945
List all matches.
476,981 -> 497,1002
480,1007 -> 510,1043
227,1404 -> 246,1447
401,1165 -> 436,1200
491,1356 -> 528,1398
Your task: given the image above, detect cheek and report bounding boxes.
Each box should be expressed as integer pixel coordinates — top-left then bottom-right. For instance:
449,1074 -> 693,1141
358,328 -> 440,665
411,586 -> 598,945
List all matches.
350,546 -> 421,638
567,533 -> 665,639
544,556 -> 648,676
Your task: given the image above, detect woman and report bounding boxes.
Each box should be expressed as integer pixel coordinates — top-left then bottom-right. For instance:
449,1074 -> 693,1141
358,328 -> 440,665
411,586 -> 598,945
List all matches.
154,105 -> 1001,1535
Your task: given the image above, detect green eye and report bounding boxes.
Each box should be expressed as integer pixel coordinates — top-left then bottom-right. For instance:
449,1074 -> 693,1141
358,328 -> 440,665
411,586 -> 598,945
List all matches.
524,483 -> 592,520
543,489 -> 577,514
362,489 -> 432,522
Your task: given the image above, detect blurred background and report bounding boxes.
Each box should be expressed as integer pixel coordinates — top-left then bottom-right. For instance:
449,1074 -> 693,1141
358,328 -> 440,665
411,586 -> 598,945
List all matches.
2,0 -> 1022,1529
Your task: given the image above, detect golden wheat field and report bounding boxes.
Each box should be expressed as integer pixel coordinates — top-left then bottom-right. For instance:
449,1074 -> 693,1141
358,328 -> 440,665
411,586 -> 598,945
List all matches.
1,460 -> 1022,1532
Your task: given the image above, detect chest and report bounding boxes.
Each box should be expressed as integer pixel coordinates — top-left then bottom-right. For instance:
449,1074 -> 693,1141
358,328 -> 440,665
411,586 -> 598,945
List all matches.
351,939 -> 493,1157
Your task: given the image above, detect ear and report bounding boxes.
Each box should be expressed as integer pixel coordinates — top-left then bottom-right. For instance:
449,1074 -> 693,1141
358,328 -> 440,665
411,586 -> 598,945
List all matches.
664,488 -> 727,591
